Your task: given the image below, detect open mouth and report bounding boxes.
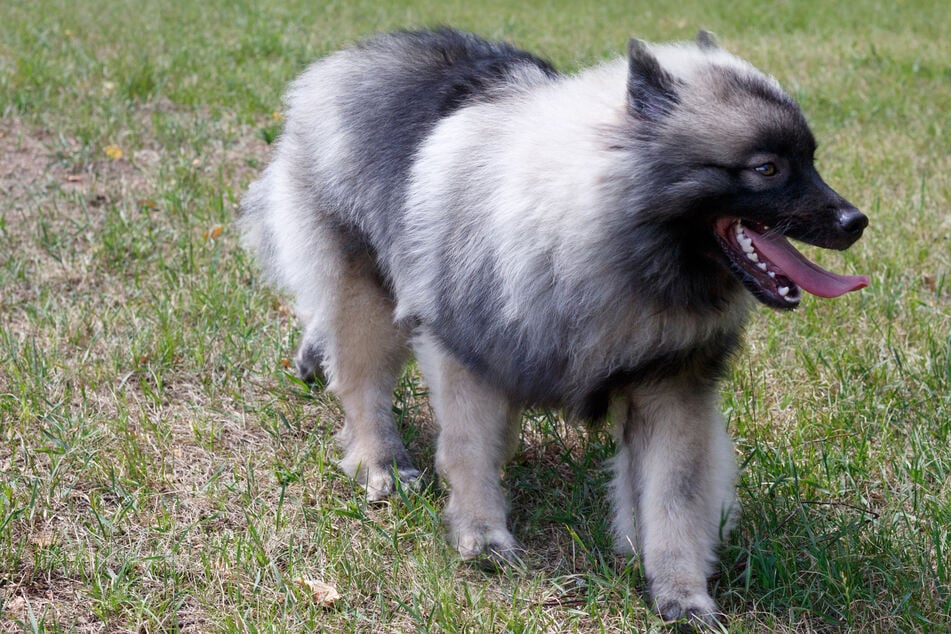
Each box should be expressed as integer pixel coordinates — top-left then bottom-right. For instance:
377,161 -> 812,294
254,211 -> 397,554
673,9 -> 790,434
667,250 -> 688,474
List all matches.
713,218 -> 868,310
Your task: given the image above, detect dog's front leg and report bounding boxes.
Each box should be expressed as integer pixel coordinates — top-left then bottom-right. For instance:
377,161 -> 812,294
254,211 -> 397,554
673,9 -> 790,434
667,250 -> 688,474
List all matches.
610,379 -> 737,626
414,331 -> 522,563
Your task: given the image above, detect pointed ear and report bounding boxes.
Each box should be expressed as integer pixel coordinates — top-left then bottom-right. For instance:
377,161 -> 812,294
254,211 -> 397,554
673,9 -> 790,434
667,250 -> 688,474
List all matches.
695,30 -> 719,51
626,38 -> 679,121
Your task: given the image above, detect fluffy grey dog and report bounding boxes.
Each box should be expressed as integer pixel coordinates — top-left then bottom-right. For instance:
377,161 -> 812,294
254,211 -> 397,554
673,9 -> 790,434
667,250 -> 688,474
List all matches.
241,28 -> 868,625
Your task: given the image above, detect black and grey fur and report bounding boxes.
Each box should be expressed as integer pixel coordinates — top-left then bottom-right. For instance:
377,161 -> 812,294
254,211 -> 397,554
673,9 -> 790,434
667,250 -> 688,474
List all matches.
241,28 -> 867,625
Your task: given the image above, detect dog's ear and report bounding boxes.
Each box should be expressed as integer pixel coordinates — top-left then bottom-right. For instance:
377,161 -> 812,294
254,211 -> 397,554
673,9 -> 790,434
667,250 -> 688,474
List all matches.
695,30 -> 719,51
626,38 -> 679,122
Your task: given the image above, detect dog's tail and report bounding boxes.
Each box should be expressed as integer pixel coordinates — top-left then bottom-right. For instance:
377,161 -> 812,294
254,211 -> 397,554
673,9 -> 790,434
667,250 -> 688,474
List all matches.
238,165 -> 279,279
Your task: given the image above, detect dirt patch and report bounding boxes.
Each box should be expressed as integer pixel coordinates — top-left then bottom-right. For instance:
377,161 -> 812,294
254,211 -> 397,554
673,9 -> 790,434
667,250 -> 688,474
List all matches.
0,118 -> 146,295
0,117 -> 147,218
2,577 -> 102,633
0,122 -> 68,205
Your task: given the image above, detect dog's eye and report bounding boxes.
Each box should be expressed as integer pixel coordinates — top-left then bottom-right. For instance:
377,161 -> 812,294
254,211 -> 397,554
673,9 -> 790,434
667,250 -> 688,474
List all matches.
754,162 -> 778,176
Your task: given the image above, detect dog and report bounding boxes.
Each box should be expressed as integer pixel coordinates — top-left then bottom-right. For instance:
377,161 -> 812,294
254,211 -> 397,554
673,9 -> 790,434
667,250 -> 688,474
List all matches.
240,28 -> 868,625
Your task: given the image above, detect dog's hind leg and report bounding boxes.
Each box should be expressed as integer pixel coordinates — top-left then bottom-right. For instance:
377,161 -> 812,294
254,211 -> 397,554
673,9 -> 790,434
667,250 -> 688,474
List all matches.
323,260 -> 419,501
256,172 -> 417,500
610,379 -> 737,626
293,256 -> 416,500
414,331 -> 521,563
246,156 -> 416,500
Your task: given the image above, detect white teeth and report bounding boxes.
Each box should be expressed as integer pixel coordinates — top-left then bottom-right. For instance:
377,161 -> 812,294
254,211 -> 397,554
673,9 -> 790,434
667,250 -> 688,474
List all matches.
731,221 -> 791,302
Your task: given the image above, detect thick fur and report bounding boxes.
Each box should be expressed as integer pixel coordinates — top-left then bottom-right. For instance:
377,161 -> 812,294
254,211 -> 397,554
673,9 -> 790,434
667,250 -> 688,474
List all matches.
242,28 -> 863,625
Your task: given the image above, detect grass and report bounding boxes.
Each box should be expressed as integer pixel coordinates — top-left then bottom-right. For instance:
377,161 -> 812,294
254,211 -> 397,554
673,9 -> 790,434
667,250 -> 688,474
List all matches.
0,0 -> 948,631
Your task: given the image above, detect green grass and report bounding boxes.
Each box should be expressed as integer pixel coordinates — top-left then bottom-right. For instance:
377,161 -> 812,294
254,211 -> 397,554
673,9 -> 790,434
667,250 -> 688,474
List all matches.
1,0 -> 949,631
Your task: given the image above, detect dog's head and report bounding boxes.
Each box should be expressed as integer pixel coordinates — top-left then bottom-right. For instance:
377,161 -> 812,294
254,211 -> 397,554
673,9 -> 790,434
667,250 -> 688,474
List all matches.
625,32 -> 868,310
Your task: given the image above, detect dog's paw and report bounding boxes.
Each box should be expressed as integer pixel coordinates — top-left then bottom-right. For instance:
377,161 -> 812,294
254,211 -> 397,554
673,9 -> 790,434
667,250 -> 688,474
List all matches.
337,450 -> 420,502
452,526 -> 521,566
655,590 -> 722,631
364,465 -> 422,501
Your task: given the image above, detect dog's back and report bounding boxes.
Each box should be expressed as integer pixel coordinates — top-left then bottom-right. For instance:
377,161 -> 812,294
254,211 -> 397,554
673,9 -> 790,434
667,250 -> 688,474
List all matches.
241,28 -> 557,283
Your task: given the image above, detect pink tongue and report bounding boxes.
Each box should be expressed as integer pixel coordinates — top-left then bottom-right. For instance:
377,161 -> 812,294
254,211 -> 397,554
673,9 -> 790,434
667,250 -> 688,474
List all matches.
746,227 -> 868,298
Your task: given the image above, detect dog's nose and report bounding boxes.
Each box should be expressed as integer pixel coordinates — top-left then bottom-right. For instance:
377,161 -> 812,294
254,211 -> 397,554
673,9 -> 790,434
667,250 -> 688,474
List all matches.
838,207 -> 868,237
